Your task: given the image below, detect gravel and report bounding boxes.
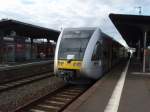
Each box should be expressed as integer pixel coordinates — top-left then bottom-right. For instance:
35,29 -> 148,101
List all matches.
0,61 -> 53,84
0,76 -> 65,112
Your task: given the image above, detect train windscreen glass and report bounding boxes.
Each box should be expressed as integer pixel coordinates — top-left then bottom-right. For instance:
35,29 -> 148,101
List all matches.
58,30 -> 94,60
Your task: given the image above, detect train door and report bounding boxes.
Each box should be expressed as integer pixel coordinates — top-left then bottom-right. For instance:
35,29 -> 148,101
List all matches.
102,38 -> 111,72
102,43 -> 110,72
90,41 -> 102,77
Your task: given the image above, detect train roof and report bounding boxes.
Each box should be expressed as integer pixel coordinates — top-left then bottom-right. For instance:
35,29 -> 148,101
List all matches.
101,32 -> 124,47
63,27 -> 98,31
62,27 -> 124,47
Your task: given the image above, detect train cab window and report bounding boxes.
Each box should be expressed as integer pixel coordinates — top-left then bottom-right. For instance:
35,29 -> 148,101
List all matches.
58,29 -> 94,60
91,42 -> 101,60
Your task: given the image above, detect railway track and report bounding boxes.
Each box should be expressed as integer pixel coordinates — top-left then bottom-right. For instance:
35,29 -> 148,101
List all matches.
0,73 -> 54,92
15,84 -> 90,112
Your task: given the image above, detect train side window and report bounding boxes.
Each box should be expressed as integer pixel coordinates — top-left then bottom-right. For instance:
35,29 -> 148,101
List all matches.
91,42 -> 101,60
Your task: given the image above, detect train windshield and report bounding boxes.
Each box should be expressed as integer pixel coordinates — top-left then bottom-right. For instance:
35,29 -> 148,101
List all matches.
58,29 -> 94,60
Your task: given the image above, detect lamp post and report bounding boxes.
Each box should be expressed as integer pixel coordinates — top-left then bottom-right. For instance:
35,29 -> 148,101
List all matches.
135,6 -> 142,15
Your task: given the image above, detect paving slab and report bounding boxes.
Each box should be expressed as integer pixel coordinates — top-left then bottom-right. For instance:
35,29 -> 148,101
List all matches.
118,59 -> 150,112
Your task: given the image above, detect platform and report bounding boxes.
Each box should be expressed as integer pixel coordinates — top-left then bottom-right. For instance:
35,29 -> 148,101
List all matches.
0,60 -> 53,70
63,58 -> 150,112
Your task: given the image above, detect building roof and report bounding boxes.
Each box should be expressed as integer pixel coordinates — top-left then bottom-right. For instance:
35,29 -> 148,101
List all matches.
109,13 -> 150,48
0,19 -> 60,41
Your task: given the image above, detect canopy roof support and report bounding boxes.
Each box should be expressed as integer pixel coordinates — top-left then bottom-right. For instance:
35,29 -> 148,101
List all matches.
143,31 -> 147,72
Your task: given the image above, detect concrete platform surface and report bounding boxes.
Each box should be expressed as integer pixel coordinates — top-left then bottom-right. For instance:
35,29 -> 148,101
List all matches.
63,58 -> 150,112
63,62 -> 127,112
118,59 -> 150,112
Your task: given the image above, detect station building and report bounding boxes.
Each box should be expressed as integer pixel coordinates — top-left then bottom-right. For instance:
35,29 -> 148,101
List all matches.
0,19 -> 60,64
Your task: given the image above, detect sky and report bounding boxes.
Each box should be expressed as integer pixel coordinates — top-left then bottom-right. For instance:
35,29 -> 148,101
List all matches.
0,0 -> 150,47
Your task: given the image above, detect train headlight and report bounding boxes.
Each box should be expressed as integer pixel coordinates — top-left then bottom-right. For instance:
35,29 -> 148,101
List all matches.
73,62 -> 82,67
77,62 -> 82,66
58,61 -> 64,66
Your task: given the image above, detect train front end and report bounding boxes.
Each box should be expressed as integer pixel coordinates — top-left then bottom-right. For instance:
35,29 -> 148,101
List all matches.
54,28 -> 94,82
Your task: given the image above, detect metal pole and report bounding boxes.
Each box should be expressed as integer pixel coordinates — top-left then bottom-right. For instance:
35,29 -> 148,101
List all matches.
143,31 -> 147,72
135,6 -> 142,15
138,6 -> 142,15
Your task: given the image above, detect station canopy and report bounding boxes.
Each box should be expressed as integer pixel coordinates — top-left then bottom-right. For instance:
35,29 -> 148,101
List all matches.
0,19 -> 60,41
109,13 -> 150,48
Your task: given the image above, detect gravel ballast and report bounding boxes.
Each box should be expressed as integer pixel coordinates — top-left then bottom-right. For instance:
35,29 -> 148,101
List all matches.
0,76 -> 65,112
